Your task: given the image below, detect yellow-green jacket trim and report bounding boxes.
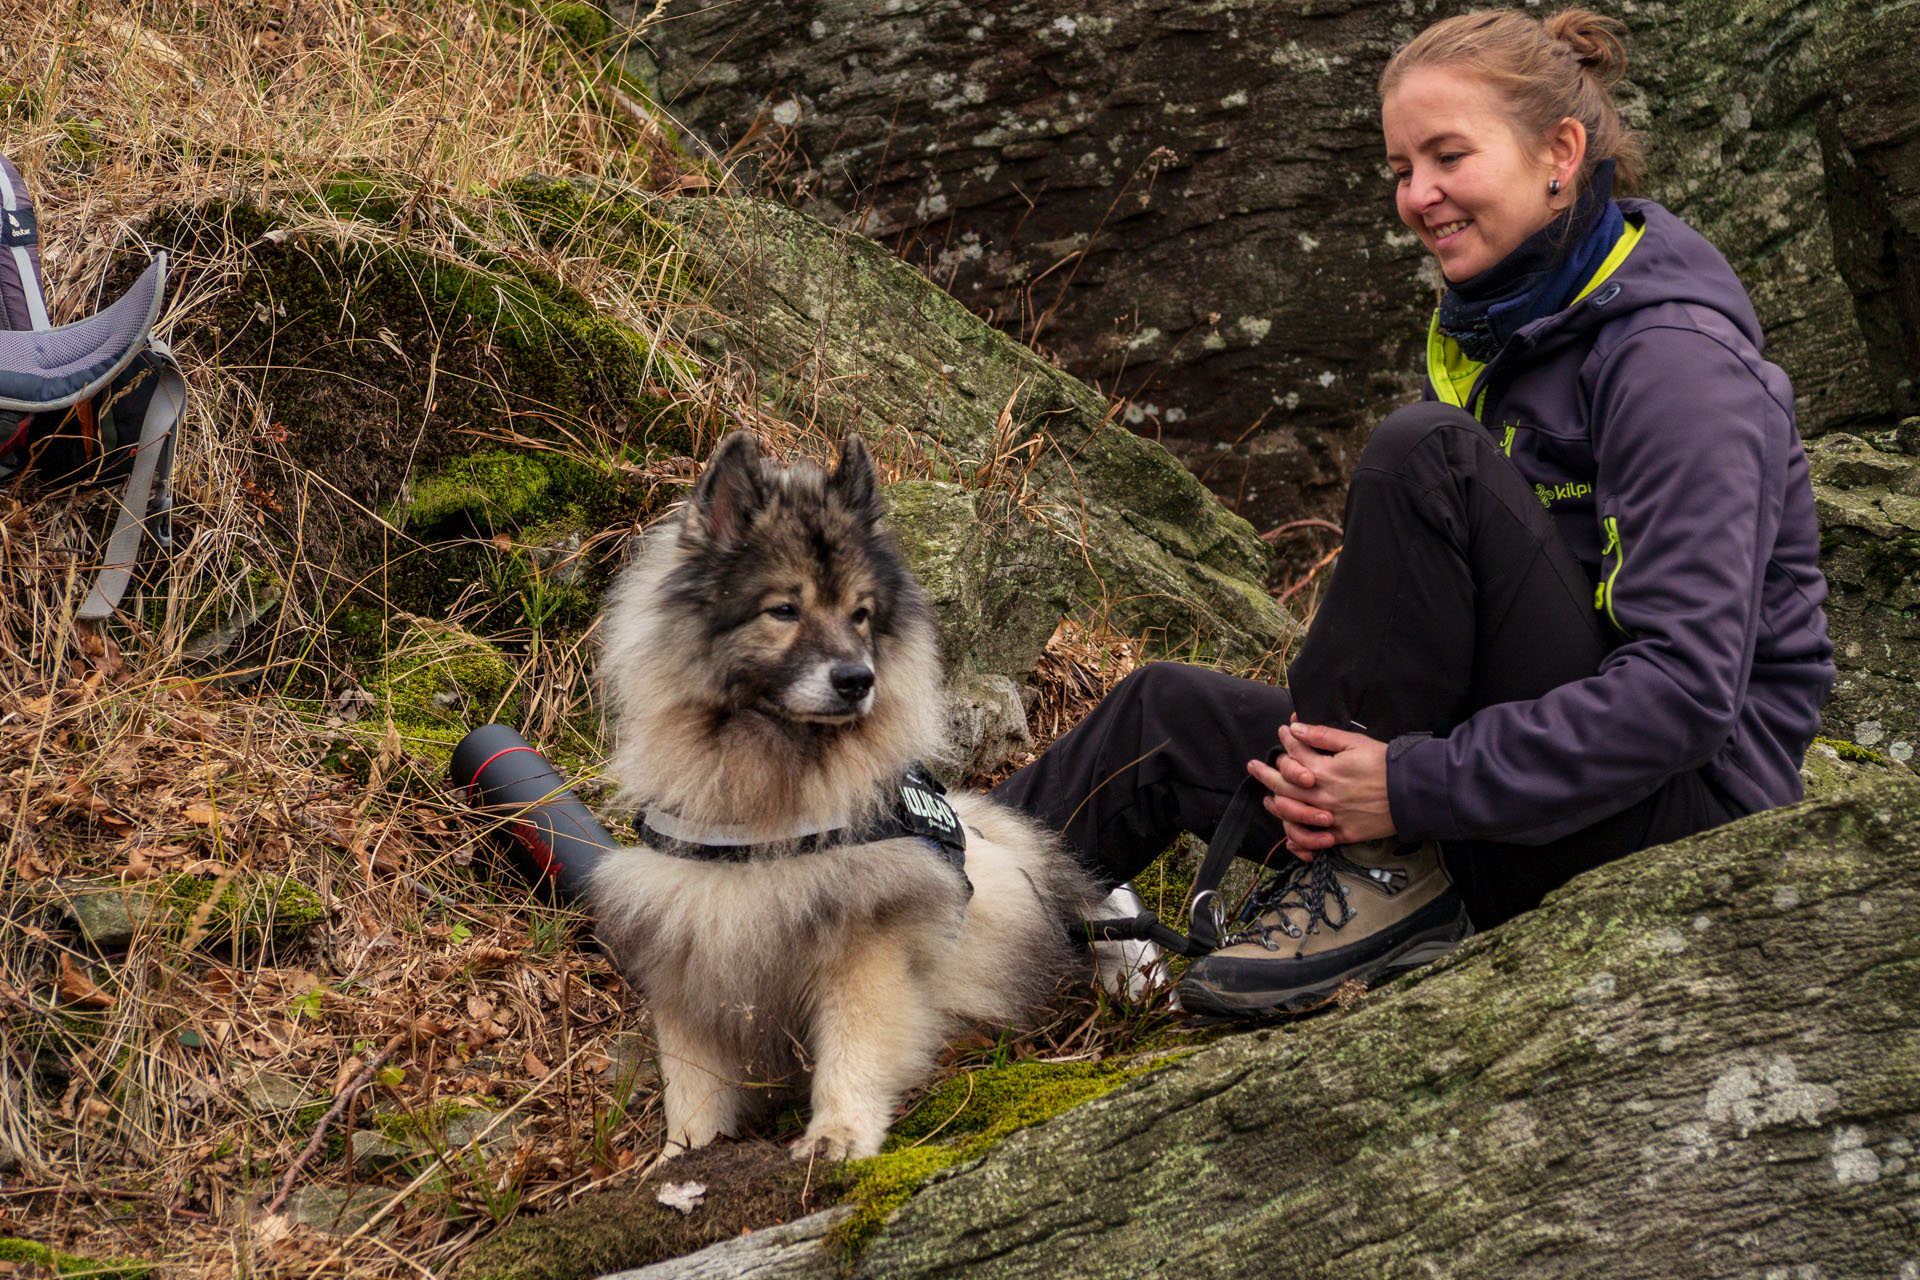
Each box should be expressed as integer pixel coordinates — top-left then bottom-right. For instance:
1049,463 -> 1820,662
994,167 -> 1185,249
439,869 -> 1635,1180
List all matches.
1424,218 -> 1648,417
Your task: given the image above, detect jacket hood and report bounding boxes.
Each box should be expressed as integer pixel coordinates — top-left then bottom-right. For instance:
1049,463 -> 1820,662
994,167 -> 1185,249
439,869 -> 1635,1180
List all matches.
1515,199 -> 1766,357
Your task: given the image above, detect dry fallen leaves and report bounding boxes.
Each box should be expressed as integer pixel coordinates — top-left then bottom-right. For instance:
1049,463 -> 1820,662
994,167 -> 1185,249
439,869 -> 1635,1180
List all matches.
57,954 -> 116,1009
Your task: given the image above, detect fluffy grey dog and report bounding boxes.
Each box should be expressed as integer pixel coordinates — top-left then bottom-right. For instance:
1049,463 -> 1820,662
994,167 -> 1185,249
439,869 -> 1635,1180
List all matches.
593,431 -> 1094,1161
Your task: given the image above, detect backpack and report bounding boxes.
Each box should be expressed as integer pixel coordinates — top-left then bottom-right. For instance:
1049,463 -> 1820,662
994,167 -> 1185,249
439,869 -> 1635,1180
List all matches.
0,153 -> 184,622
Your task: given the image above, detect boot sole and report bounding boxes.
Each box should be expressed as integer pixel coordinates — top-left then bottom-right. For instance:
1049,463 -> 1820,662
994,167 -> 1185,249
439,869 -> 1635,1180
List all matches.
1176,909 -> 1472,1018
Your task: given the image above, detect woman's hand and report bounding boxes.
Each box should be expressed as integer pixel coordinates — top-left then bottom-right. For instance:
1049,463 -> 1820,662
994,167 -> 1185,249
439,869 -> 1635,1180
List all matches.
1246,720 -> 1396,855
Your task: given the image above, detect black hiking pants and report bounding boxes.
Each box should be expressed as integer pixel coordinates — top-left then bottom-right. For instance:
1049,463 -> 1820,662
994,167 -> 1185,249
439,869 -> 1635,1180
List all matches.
992,402 -> 1741,928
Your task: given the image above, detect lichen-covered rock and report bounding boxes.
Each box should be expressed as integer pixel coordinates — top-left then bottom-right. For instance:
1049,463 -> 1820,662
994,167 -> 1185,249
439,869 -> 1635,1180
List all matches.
623,776 -> 1920,1279
1801,736 -> 1913,800
47,875 -> 324,950
1810,430 -> 1920,762
883,480 -> 1074,681
631,0 -> 1916,530
660,194 -> 1293,665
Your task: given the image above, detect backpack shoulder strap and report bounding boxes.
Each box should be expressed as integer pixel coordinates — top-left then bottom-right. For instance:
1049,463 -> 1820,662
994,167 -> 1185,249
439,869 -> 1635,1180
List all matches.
0,156 -> 50,333
76,345 -> 184,622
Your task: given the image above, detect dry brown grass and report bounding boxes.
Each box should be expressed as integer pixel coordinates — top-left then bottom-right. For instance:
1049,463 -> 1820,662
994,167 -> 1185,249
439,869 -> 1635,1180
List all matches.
0,0 -> 702,1274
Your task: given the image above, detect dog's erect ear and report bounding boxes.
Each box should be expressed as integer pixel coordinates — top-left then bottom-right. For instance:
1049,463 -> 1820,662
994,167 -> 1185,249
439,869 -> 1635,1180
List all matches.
686,432 -> 766,549
828,433 -> 882,526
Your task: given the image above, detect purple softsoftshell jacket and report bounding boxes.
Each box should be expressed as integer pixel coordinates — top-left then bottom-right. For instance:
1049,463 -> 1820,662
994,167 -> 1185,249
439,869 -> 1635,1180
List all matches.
1387,200 -> 1836,846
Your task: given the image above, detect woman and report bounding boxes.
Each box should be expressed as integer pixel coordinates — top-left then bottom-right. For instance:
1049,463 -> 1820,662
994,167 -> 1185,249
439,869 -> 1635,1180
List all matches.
994,8 -> 1834,1016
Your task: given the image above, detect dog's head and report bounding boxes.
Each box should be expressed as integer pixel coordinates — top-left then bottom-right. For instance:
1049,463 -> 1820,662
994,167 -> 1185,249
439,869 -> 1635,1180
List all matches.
599,430 -> 946,824
661,430 -> 925,727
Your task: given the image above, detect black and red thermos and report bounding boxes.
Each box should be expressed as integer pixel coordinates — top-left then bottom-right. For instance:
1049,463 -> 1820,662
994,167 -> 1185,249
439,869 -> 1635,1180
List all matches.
449,724 -> 619,902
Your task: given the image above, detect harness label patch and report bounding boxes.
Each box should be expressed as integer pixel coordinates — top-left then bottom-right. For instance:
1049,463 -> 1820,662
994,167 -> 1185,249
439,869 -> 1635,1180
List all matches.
899,777 -> 961,844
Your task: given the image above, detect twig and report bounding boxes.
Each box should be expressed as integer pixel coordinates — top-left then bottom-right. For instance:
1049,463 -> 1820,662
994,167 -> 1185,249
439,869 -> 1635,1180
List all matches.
1260,517 -> 1343,542
1275,544 -> 1343,607
263,1029 -> 407,1216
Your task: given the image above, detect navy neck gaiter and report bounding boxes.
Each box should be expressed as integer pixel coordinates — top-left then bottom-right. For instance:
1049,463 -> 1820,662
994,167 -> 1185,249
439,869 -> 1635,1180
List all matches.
1436,159 -> 1622,363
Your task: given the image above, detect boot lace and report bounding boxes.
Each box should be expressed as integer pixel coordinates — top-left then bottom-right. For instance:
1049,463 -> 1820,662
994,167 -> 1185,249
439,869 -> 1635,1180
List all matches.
1227,851 -> 1360,950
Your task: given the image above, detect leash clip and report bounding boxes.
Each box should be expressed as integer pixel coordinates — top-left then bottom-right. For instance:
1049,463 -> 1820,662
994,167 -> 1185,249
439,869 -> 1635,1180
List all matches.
1189,888 -> 1226,952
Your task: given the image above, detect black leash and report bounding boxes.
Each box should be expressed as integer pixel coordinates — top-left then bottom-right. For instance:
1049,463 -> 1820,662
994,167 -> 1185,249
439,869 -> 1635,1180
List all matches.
1077,749 -> 1283,958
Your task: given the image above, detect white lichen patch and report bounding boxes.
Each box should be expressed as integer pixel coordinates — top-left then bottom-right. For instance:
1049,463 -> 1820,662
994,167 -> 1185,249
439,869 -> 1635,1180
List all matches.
1637,1120 -> 1718,1189
1855,720 -> 1885,746
1572,972 -> 1617,1004
1693,914 -> 1712,932
1652,927 -> 1688,954
1127,327 -> 1164,351
769,99 -> 801,127
1297,231 -> 1321,253
1893,742 -> 1914,763
1317,371 -> 1338,388
1705,1057 -> 1837,1138
1773,885 -> 1801,910
1051,15 -> 1078,36
1236,316 -> 1271,343
1831,1126 -> 1884,1186
1219,89 -> 1250,110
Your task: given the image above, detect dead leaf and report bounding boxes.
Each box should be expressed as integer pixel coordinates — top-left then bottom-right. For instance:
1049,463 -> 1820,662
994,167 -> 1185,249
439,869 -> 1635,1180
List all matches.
521,1051 -> 549,1080
57,956 -> 116,1009
184,803 -> 219,826
466,995 -> 496,1022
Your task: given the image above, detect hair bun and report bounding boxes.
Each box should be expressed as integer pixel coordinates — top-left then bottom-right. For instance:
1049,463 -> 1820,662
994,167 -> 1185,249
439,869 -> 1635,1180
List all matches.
1546,8 -> 1628,85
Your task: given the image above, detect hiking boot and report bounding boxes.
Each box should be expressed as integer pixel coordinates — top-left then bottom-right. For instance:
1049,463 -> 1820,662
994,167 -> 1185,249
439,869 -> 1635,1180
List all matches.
1176,839 -> 1471,1017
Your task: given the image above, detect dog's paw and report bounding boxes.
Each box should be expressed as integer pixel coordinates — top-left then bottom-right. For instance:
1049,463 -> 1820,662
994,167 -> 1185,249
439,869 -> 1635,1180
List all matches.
790,1120 -> 883,1164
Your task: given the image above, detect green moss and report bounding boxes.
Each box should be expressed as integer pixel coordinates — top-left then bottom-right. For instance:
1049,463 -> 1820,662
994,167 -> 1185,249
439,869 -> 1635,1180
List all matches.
1814,735 -> 1891,766
543,1 -> 610,47
163,872 -> 327,946
360,617 -> 520,764
0,1238 -> 153,1280
827,1059 -> 1167,1259
396,449 -> 572,531
0,84 -> 44,123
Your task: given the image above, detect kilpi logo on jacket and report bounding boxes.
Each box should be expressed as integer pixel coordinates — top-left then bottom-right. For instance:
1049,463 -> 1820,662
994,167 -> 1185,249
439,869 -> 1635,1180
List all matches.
1535,481 -> 1593,509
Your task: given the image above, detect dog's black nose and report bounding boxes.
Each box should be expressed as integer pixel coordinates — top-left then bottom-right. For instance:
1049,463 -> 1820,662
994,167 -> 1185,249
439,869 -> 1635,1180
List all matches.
830,663 -> 874,702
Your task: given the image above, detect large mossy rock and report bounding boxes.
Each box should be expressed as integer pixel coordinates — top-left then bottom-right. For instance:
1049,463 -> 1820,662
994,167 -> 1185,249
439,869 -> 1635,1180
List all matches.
629,0 -> 1917,531
1812,428 -> 1920,762
659,194 -> 1293,666
600,776 -> 1920,1279
139,193 -> 686,634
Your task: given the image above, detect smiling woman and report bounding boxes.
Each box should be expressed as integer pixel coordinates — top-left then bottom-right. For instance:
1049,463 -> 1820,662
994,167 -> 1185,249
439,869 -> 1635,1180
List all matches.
992,7 -> 1836,1018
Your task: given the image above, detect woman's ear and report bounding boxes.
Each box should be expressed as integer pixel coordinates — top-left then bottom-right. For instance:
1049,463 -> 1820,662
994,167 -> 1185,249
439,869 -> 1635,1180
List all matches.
1545,116 -> 1588,209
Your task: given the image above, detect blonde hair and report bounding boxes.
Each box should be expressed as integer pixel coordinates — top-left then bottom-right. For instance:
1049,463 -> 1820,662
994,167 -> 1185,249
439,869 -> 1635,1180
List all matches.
1380,8 -> 1645,194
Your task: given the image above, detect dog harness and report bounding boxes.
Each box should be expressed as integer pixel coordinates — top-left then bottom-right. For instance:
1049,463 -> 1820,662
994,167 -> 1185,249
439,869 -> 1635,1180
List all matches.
637,763 -> 972,895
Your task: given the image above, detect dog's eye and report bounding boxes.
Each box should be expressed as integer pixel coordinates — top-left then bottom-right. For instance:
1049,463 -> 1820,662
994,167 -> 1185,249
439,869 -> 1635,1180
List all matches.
766,602 -> 800,621
850,606 -> 871,627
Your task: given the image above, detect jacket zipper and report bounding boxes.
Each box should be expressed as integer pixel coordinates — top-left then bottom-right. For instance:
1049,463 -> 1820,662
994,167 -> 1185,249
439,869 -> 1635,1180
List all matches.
1595,514 -> 1625,630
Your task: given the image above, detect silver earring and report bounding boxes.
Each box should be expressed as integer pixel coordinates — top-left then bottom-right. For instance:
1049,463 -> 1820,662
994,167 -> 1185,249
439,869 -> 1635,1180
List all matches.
1549,178 -> 1562,196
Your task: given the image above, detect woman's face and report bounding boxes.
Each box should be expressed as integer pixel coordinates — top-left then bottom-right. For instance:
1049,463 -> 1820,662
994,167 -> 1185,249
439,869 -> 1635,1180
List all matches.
1382,65 -> 1569,283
